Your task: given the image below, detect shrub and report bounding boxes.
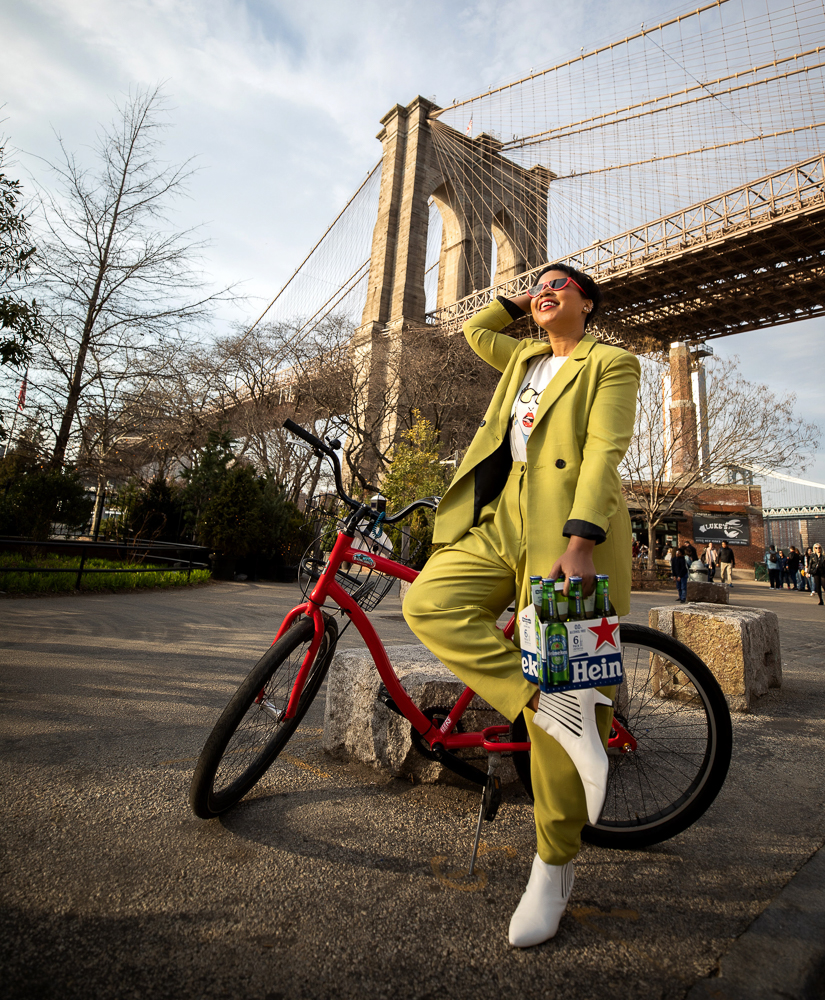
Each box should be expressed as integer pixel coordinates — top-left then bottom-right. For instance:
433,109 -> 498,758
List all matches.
380,413 -> 452,567
0,463 -> 93,540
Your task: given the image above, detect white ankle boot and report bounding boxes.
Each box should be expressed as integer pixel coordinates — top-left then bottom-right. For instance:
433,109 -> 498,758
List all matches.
508,854 -> 574,947
532,687 -> 613,824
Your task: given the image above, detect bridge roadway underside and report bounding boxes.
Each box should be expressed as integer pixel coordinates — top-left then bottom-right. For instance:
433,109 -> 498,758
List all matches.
596,203 -> 825,347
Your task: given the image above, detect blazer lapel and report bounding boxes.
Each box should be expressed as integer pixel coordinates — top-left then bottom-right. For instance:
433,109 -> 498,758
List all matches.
530,333 -> 597,435
496,339 -> 553,436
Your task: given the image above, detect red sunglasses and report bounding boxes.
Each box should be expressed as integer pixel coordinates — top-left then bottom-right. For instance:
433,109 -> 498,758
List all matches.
527,276 -> 586,297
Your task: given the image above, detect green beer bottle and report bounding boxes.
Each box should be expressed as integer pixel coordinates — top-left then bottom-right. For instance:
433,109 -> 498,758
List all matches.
568,576 -> 585,621
530,575 -> 543,609
546,582 -> 570,685
595,574 -> 610,616
537,579 -> 554,690
554,572 -> 568,622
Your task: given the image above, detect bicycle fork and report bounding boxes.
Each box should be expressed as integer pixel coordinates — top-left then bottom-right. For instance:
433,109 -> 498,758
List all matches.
468,753 -> 503,876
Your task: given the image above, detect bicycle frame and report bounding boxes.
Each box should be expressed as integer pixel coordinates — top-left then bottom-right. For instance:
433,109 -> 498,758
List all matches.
272,525 -> 532,756
272,517 -> 637,761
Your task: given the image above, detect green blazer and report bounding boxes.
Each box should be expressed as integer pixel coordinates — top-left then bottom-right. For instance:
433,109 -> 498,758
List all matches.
432,299 -> 641,616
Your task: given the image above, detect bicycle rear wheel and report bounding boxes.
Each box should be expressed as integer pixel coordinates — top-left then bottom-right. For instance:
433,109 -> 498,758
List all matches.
511,623 -> 732,850
190,613 -> 338,819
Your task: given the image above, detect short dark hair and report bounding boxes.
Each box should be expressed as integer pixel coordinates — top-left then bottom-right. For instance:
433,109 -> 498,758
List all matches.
537,262 -> 602,328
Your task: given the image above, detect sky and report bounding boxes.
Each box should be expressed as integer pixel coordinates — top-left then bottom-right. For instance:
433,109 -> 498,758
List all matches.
1,0 -> 823,487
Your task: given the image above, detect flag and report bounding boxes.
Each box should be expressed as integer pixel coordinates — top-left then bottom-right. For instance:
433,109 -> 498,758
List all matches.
466,117 -> 473,135
17,372 -> 27,411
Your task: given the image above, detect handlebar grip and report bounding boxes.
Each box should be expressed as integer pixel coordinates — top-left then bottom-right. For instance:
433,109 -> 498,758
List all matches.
283,419 -> 333,455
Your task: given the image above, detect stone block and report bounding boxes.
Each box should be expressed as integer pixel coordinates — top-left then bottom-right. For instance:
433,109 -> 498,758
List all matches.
686,581 -> 729,604
323,643 -> 515,783
648,604 -> 781,712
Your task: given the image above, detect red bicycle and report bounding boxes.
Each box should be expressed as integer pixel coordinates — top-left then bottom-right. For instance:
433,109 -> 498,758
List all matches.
190,420 -> 732,857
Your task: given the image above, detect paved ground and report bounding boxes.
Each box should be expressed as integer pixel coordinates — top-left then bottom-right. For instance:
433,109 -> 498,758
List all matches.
1,573 -> 823,999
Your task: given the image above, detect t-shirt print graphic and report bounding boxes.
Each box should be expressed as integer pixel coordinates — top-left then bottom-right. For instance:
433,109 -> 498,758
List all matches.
512,382 -> 542,453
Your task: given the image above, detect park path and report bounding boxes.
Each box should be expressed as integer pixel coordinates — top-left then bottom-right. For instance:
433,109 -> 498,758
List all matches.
1,576 -> 823,999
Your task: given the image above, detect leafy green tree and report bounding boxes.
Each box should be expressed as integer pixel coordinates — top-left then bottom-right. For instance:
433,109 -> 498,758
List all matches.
0,146 -> 40,369
0,449 -> 92,540
380,413 -> 452,566
180,429 -> 235,539
196,465 -> 265,558
125,477 -> 185,542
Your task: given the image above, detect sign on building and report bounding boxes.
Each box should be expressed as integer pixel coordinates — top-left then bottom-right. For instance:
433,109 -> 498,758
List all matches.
693,514 -> 750,545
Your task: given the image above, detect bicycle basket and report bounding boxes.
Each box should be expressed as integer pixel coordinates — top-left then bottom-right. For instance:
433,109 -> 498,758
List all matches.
297,504 -> 430,614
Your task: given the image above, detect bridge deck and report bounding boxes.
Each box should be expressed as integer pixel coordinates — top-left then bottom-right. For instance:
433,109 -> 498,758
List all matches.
427,152 -> 825,348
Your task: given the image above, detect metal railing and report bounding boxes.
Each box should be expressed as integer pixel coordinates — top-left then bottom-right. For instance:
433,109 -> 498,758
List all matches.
0,537 -> 210,589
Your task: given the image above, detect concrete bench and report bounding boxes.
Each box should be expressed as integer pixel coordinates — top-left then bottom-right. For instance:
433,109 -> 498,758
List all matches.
648,603 -> 782,712
322,644 -> 515,783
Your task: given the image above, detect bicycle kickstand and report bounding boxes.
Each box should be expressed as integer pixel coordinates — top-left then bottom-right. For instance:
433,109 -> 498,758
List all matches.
468,752 -> 502,876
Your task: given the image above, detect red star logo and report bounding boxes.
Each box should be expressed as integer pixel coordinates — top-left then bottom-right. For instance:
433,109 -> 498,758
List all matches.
588,617 -> 620,651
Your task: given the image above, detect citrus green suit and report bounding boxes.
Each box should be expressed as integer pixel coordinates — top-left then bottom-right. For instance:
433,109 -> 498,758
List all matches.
403,298 -> 640,863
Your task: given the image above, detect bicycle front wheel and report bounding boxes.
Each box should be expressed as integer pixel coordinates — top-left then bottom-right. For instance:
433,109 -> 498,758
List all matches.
511,623 -> 732,850
190,613 -> 338,819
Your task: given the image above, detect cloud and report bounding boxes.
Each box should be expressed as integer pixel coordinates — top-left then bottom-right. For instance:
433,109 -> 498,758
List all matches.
2,0 -> 822,475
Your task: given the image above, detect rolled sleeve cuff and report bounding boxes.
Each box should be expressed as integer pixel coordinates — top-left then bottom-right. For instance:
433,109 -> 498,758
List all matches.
563,518 -> 607,545
496,295 -> 526,322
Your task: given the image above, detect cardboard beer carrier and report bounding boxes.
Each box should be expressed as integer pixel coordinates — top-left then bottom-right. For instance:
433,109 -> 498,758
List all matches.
519,577 -> 623,694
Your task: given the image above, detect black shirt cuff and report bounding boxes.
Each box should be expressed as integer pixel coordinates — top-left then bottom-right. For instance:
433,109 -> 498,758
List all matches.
563,519 -> 607,545
496,295 -> 526,322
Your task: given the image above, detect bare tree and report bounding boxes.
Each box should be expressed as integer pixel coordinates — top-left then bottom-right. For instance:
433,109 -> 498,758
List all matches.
30,85 -> 231,468
622,353 -> 820,568
195,322 -> 342,502
289,316 -> 498,492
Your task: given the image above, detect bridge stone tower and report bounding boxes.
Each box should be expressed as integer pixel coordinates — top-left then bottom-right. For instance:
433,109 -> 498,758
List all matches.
352,95 -> 554,480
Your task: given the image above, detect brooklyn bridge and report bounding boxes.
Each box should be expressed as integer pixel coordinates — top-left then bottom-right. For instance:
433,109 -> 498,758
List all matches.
240,0 -> 825,535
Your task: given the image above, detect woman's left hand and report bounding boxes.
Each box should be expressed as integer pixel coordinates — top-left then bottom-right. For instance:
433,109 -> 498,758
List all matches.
550,536 -> 597,596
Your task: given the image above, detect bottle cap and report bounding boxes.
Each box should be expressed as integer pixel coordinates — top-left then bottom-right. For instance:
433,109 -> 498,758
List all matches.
569,575 -> 583,582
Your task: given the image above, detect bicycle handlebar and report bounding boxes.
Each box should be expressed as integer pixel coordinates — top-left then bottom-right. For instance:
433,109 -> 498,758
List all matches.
283,418 -> 360,511
283,419 -> 440,523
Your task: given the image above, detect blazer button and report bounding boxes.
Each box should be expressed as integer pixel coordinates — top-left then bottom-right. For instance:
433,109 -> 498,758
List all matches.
555,459 -> 566,469
480,419 -> 486,427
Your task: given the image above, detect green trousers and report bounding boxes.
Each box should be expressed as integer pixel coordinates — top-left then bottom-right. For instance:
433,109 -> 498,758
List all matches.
403,462 -> 614,865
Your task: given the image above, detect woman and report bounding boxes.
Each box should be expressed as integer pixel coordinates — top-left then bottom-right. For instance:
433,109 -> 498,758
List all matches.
803,546 -> 815,594
671,547 -> 688,603
777,550 -> 788,590
701,542 -> 718,582
404,263 -> 640,947
810,542 -> 825,606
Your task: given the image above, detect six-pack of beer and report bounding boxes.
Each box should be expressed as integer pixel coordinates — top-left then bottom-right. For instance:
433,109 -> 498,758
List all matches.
519,574 -> 623,693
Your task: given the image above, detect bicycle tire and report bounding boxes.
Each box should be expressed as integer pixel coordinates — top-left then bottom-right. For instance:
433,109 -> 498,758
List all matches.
510,623 -> 732,850
190,613 -> 338,819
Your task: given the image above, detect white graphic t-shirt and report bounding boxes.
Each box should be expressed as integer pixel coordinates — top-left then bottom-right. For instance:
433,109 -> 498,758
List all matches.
509,354 -> 568,461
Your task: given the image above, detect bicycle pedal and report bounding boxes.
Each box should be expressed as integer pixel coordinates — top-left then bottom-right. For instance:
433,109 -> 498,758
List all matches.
376,683 -> 402,717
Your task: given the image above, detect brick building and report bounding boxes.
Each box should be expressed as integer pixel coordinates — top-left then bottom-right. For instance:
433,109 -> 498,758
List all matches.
627,483 -> 766,569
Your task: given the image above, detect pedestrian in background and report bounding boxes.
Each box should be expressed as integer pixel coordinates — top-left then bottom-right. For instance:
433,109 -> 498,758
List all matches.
765,545 -> 781,588
810,543 -> 825,607
786,546 -> 801,590
802,546 -> 816,594
672,546 -> 688,603
684,542 -> 698,563
718,540 -> 735,587
778,550 -> 788,589
702,541 -> 718,582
